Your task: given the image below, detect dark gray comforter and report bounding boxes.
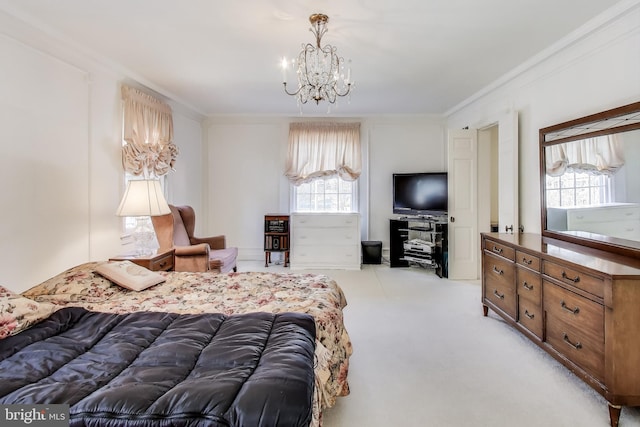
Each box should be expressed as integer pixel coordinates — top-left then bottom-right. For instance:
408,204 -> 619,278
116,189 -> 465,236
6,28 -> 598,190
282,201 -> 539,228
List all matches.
0,307 -> 315,426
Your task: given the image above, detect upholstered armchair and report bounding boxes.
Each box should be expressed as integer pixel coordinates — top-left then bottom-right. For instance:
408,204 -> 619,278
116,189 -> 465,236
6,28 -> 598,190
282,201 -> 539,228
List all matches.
151,205 -> 238,273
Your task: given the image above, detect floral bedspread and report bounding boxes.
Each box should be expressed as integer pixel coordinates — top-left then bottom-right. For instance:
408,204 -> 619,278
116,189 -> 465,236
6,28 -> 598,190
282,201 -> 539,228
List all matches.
22,263 -> 352,427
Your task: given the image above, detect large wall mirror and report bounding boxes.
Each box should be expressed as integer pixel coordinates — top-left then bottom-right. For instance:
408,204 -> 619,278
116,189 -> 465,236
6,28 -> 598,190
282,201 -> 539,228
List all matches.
540,101 -> 640,257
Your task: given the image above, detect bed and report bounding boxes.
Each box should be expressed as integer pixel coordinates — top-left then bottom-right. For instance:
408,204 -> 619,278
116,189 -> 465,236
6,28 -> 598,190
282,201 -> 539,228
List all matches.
0,301 -> 316,427
20,262 -> 353,425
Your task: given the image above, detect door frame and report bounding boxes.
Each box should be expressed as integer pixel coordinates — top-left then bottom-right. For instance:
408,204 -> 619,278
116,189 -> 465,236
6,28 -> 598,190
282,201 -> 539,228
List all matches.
448,109 -> 518,279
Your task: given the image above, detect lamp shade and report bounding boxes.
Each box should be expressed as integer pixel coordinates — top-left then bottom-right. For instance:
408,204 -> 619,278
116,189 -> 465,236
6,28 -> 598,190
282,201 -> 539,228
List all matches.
116,179 -> 171,217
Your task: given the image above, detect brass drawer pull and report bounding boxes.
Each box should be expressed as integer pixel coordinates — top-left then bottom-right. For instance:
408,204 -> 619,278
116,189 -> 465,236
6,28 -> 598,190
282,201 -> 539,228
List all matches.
493,289 -> 505,300
563,333 -> 582,350
524,310 -> 535,320
492,266 -> 504,275
522,257 -> 532,265
560,300 -> 580,315
492,246 -> 503,254
561,271 -> 580,283
522,281 -> 533,291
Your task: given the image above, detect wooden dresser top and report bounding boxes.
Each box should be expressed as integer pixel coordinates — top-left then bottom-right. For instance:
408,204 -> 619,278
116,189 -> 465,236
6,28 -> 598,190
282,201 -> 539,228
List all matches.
482,233 -> 640,278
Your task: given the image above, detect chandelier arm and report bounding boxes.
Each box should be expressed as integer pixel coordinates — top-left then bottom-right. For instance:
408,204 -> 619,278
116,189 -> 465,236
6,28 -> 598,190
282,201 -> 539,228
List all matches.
333,83 -> 352,98
283,82 -> 303,97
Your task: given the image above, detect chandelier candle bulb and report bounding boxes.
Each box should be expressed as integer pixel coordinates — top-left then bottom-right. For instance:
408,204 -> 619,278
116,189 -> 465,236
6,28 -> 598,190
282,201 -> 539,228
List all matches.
281,57 -> 288,82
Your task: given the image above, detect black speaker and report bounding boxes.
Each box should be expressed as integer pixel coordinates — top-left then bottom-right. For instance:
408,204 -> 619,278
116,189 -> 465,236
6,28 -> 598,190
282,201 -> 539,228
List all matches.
361,241 -> 382,264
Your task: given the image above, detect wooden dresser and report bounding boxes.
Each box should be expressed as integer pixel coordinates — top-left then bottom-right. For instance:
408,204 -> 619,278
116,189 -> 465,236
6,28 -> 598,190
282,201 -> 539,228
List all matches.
481,232 -> 640,427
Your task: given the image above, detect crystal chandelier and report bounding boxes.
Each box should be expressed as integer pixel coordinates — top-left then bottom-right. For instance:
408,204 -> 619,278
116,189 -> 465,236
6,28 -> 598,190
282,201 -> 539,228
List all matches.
282,13 -> 353,105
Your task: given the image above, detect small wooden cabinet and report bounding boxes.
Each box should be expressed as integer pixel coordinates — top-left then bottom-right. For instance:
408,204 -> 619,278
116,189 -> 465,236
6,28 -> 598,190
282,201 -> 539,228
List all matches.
109,249 -> 175,271
482,232 -> 640,427
264,214 -> 289,267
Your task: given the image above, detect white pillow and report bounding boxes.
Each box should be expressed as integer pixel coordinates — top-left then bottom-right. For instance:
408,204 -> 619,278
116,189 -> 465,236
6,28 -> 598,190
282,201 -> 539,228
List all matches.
95,261 -> 165,292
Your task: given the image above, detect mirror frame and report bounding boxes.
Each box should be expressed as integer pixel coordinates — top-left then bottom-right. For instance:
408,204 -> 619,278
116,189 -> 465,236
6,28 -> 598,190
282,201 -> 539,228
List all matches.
540,101 -> 640,258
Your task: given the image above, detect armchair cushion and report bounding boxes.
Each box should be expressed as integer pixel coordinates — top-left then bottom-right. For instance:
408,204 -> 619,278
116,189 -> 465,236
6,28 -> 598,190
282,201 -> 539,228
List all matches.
209,247 -> 239,273
171,206 -> 191,247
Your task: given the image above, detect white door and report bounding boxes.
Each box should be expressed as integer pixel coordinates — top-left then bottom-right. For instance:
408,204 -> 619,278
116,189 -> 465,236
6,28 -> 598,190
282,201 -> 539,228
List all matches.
447,129 -> 478,280
498,111 -> 519,233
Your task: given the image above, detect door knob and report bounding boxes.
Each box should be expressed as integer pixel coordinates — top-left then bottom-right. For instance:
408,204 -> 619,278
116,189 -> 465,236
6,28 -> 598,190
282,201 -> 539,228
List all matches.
450,217 -> 455,222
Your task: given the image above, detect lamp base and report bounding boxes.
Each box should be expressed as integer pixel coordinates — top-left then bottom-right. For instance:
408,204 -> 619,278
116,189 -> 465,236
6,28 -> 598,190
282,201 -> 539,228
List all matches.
132,216 -> 155,257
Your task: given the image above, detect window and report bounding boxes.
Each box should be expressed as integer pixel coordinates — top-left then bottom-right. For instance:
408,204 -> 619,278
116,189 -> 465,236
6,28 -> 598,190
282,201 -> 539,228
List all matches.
292,176 -> 357,212
545,171 -> 611,208
286,122 -> 361,213
119,85 -> 175,233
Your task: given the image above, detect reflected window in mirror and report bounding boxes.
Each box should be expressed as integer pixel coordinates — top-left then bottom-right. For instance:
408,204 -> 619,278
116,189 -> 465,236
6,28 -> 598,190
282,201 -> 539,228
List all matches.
544,133 -> 626,208
545,172 -> 611,207
540,101 -> 640,257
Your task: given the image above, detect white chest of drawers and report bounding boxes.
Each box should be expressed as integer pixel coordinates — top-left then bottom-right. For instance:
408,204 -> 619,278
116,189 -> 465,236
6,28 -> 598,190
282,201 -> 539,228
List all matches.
290,213 -> 361,270
547,203 -> 640,241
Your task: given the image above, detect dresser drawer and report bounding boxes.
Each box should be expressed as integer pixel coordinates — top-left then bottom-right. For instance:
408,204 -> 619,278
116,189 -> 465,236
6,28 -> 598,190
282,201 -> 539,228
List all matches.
292,213 -> 359,228
483,253 -> 516,318
518,298 -> 542,339
542,260 -> 604,298
110,250 -> 174,272
516,266 -> 541,305
567,205 -> 640,225
291,244 -> 359,265
292,226 -> 359,246
148,251 -> 174,271
579,220 -> 640,241
516,250 -> 540,272
543,280 -> 604,382
484,239 -> 515,261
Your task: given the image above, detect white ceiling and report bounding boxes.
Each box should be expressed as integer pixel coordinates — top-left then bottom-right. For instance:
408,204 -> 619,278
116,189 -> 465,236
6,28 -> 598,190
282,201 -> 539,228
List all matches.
0,0 -> 627,116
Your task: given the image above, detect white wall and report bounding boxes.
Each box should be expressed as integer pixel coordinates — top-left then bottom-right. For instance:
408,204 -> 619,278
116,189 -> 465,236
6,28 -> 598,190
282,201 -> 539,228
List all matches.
446,4 -> 640,235
205,118 -> 290,261
205,116 -> 446,261
167,111 -> 205,232
0,11 -> 203,292
365,117 -> 446,252
615,130 -> 640,203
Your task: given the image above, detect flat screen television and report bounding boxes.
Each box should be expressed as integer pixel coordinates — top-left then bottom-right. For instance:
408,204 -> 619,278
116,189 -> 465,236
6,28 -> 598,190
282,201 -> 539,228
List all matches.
393,172 -> 448,216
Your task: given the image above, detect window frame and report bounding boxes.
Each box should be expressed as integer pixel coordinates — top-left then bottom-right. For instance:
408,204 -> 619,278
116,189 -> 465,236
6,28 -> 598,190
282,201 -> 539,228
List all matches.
545,171 -> 611,208
290,176 -> 359,213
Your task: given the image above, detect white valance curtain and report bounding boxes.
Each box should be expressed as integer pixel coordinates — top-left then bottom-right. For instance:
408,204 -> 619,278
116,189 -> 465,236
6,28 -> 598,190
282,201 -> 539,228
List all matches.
285,122 -> 361,185
121,85 -> 178,177
545,135 -> 625,177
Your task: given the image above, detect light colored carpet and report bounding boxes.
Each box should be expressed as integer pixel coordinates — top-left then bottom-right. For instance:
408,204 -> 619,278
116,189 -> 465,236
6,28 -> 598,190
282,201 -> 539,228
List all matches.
243,260 -> 640,427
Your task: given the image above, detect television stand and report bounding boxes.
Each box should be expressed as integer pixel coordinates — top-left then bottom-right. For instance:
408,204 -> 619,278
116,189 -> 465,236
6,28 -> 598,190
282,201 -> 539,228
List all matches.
389,216 -> 448,277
